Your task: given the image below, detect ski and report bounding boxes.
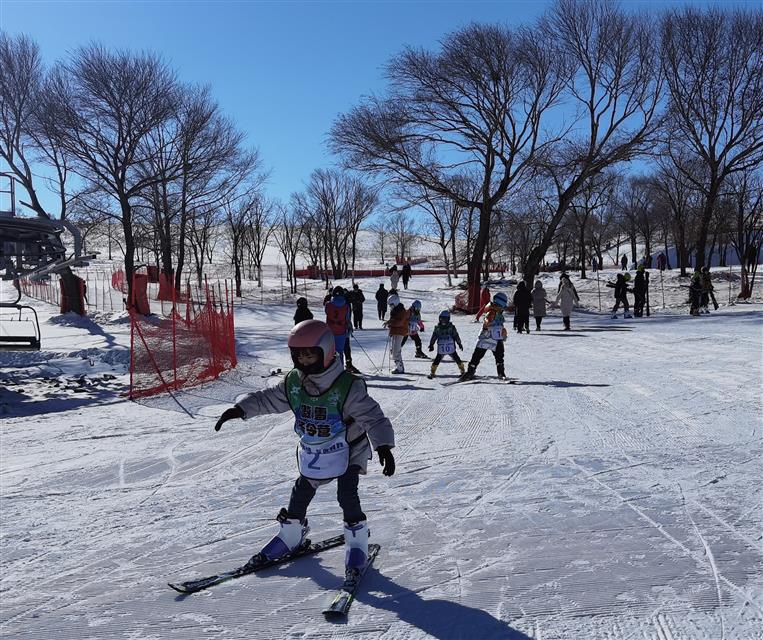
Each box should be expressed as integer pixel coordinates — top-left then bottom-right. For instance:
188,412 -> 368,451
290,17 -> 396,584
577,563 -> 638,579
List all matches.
168,534 -> 344,594
443,375 -> 518,387
323,543 -> 381,618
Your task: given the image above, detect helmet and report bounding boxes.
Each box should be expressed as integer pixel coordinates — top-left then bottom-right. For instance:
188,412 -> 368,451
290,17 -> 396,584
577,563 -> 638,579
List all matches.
492,292 -> 508,308
332,286 -> 345,296
438,310 -> 450,322
387,294 -> 400,307
288,320 -> 336,372
623,273 -> 632,282
534,280 -> 543,288
296,297 -> 308,306
411,300 -> 422,310
637,265 -> 645,272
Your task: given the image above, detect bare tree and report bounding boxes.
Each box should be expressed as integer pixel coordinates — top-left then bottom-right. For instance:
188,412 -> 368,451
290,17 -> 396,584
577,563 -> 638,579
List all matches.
523,0 -> 664,287
43,45 -> 179,303
661,6 -> 763,269
275,199 -> 306,294
568,172 -> 615,278
727,170 -> 763,298
331,22 -> 567,310
244,195 -> 275,289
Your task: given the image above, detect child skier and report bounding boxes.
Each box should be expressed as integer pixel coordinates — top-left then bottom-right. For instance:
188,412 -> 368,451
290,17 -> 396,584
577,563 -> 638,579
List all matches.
609,273 -> 632,319
427,310 -> 465,379
214,319 -> 396,581
460,292 -> 509,381
325,286 -> 359,373
385,294 -> 409,374
294,297 -> 313,325
401,300 -> 429,359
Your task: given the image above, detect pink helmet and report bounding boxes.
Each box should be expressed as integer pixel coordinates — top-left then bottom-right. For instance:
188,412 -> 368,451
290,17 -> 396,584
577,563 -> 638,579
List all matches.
288,320 -> 336,368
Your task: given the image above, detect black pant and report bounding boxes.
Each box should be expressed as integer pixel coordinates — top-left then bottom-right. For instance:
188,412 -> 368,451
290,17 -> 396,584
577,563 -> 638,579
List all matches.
353,308 -> 363,329
563,316 -> 570,329
401,333 -> 422,351
377,303 -> 386,320
433,351 -> 463,365
515,312 -> 529,332
287,464 -> 365,523
468,340 -> 505,376
402,277 -> 409,290
535,316 -> 543,330
344,337 -> 352,364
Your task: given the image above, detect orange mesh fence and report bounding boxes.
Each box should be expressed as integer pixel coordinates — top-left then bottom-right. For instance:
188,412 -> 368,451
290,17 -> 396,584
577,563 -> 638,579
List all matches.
129,277 -> 236,399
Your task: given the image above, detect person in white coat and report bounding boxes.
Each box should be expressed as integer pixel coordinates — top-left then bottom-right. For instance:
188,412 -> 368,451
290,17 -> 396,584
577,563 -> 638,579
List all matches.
531,281 -> 549,331
555,275 -> 580,330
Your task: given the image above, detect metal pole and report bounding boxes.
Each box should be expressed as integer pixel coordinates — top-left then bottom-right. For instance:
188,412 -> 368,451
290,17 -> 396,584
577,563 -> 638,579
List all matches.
728,264 -> 732,305
661,270 -> 665,309
596,270 -> 601,311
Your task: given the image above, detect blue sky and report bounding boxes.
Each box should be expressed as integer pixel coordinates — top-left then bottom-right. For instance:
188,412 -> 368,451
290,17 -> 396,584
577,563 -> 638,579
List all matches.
0,0 -> 756,213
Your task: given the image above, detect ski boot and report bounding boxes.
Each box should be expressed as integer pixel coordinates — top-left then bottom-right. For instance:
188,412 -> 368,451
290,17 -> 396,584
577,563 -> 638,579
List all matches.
497,364 -> 507,381
343,520 -> 369,585
611,313 -> 618,319
427,363 -> 438,379
623,312 -> 632,319
259,508 -> 310,561
391,366 -> 405,375
459,364 -> 476,382
345,362 -> 361,374
415,349 -> 430,359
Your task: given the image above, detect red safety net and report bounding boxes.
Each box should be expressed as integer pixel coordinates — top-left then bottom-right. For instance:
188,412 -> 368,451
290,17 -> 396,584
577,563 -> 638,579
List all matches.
129,277 -> 236,399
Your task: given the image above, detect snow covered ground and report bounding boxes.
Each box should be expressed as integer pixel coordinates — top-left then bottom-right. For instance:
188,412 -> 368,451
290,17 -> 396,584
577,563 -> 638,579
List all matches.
1,274 -> 762,639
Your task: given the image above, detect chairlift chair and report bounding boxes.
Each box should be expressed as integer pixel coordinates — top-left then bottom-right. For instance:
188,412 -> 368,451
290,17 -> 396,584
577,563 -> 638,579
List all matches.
0,281 -> 41,351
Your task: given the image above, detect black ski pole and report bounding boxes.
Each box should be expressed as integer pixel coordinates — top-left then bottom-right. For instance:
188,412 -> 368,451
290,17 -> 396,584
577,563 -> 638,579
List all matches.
351,333 -> 381,373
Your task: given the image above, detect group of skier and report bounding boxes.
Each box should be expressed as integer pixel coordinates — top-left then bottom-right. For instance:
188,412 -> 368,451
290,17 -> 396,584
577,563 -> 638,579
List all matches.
689,267 -> 718,316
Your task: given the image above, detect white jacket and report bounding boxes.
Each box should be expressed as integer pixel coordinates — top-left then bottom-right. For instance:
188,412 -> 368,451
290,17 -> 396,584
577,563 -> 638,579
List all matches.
555,284 -> 579,316
236,358 -> 395,474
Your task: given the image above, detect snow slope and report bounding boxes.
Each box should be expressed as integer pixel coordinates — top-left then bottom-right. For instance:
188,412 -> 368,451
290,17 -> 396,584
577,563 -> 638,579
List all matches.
1,275 -> 762,640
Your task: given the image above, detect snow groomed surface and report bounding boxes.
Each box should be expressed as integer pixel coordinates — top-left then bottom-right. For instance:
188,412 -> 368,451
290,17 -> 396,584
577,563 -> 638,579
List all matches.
1,274 -> 761,639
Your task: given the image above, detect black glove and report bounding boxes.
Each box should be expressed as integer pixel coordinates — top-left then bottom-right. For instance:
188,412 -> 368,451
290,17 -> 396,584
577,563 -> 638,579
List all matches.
377,445 -> 395,476
215,405 -> 244,432
428,345 -> 434,352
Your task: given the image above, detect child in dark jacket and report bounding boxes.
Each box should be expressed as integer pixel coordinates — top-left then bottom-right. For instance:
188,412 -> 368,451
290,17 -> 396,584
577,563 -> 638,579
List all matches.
427,310 -> 465,378
294,297 -> 314,325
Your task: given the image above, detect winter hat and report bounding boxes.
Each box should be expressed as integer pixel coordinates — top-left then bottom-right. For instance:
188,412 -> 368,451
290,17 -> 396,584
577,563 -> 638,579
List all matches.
534,281 -> 543,288
296,297 -> 308,306
623,273 -> 632,282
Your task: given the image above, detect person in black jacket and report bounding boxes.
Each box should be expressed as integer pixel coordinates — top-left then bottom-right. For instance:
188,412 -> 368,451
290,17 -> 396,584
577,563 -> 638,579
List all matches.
351,283 -> 366,329
375,283 -> 389,320
293,297 -> 313,325
401,262 -> 412,290
512,281 -> 533,334
610,273 -> 632,318
633,266 -> 647,317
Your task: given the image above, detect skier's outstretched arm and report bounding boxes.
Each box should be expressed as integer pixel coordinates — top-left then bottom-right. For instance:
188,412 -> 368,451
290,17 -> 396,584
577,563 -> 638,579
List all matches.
215,380 -> 290,432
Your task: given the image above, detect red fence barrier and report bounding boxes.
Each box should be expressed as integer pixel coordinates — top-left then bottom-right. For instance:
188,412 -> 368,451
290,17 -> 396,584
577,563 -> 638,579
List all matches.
129,278 -> 236,399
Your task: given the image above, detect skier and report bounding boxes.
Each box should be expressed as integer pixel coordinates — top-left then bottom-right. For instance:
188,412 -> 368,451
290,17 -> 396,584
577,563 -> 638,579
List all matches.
351,284 -> 365,329
375,283 -> 388,321
325,286 -> 359,373
700,267 -> 716,313
427,310 -> 465,378
689,272 -> 703,316
294,297 -> 314,325
609,273 -> 632,319
512,281 -> 532,334
401,261 -> 412,290
385,294 -> 409,374
401,300 -> 429,358
213,319 -> 396,583
460,292 -> 509,381
633,266 -> 647,317
531,280 -> 549,331
555,275 -> 580,330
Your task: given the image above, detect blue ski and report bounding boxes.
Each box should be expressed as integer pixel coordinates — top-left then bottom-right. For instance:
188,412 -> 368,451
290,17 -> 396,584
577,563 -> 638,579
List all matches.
323,543 -> 381,618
